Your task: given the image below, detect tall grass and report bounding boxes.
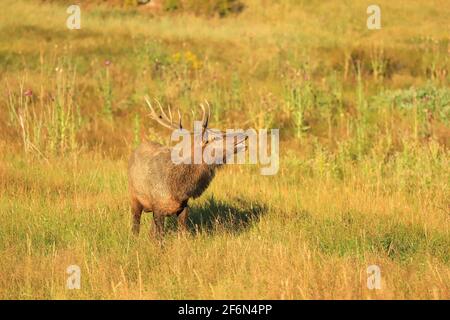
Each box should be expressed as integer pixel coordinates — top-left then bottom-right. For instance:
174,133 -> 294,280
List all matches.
5,65 -> 82,158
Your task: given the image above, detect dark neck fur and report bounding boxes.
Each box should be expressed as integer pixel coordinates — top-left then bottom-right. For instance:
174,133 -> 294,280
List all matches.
169,162 -> 219,201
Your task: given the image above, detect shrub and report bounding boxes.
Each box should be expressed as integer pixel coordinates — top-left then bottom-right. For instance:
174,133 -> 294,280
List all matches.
165,0 -> 245,17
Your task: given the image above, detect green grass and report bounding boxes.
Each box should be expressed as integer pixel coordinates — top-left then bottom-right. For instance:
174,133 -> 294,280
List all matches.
0,0 -> 449,299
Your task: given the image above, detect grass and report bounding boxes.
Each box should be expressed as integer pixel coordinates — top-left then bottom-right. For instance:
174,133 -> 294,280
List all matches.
0,0 -> 449,299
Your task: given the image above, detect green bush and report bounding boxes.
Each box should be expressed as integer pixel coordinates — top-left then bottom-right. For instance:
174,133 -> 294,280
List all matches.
165,0 -> 245,17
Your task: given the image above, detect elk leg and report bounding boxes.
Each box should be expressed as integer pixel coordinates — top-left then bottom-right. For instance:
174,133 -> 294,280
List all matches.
131,198 -> 143,235
153,212 -> 165,239
177,206 -> 189,232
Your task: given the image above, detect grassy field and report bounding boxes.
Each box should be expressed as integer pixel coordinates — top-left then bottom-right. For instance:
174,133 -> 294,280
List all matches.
0,0 -> 449,299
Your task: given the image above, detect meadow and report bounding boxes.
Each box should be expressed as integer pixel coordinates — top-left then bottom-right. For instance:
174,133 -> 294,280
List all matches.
0,0 -> 449,299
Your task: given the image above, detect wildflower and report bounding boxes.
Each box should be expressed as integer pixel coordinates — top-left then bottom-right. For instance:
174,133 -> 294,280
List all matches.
24,89 -> 33,97
104,60 -> 112,67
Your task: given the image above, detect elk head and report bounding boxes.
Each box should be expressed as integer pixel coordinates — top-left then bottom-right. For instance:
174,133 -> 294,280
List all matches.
145,96 -> 247,165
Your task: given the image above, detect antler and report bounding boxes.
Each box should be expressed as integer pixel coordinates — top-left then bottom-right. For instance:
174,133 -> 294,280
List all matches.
146,97 -> 241,140
201,100 -> 237,139
145,96 -> 183,130
199,101 -> 210,130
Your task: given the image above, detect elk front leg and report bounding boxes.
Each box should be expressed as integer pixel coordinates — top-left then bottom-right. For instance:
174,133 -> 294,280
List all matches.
152,212 -> 165,240
177,206 -> 189,232
131,198 -> 143,235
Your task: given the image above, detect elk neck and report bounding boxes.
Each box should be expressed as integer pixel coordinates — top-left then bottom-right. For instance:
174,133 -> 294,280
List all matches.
168,162 -> 219,201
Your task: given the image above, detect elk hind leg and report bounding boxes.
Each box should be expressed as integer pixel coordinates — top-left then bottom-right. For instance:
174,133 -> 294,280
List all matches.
177,206 -> 189,232
131,198 -> 143,235
152,212 -> 165,240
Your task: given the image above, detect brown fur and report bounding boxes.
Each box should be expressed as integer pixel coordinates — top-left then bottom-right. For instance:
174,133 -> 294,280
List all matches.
129,99 -> 247,239
128,140 -> 219,238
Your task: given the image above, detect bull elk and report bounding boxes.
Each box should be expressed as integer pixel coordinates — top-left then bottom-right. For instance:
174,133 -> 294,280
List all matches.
128,97 -> 247,238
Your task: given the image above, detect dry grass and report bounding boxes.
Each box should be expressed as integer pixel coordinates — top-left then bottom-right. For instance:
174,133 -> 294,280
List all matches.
0,152 -> 448,299
0,0 -> 449,299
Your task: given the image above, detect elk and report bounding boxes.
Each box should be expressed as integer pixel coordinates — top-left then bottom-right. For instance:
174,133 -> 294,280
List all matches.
128,97 -> 247,238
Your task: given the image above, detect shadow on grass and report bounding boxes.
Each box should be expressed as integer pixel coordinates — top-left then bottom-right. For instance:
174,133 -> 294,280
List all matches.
166,196 -> 267,235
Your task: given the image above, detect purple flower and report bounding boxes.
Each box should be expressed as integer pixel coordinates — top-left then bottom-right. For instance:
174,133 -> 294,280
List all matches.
24,89 -> 33,97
